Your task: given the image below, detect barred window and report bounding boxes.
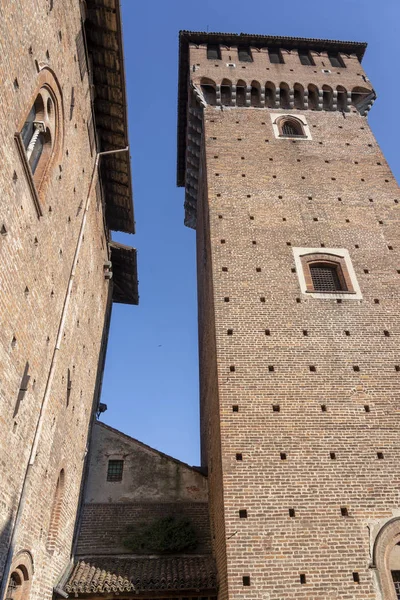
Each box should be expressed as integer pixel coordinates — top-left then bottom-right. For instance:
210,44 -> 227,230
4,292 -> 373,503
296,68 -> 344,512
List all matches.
107,459 -> 124,482
309,263 -> 346,292
393,571 -> 400,599
280,119 -> 305,137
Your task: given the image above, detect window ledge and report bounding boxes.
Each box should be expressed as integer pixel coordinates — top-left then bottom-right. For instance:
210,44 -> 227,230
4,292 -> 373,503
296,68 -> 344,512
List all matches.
279,134 -> 308,139
14,133 -> 42,218
305,290 -> 356,295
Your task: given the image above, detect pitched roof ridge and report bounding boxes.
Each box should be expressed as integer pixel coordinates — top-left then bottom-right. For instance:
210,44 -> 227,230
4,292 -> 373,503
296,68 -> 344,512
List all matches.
95,421 -> 205,474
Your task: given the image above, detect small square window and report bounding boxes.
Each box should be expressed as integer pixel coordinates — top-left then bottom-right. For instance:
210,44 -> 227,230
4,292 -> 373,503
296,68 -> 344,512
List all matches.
107,459 -> 124,482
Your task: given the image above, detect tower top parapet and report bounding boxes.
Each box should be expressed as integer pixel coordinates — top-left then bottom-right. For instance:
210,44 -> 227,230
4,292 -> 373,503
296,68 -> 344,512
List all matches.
177,31 -> 375,229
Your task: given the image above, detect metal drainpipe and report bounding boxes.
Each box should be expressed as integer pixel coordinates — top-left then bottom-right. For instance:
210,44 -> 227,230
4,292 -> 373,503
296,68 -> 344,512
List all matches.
0,146 -> 129,600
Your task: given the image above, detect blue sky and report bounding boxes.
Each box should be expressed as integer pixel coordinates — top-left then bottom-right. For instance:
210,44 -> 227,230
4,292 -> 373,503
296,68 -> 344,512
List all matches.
101,0 -> 400,465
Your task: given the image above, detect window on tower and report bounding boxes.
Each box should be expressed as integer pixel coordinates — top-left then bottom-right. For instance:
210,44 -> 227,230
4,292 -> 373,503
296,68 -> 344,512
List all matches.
238,45 -> 253,62
309,262 -> 346,292
298,50 -> 314,66
207,44 -> 221,60
15,68 -> 63,217
271,114 -> 312,141
292,249 -> 361,298
279,118 -> 305,138
328,52 -> 345,68
392,571 -> 400,599
268,48 -> 284,64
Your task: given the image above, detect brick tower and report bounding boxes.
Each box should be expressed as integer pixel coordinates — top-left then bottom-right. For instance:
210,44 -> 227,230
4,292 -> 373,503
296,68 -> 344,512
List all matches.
0,2 -> 136,600
177,31 -> 400,599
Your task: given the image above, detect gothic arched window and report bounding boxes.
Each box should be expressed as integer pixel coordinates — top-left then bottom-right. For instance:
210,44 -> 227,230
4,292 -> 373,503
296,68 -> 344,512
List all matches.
15,69 -> 63,216
5,552 -> 34,600
21,90 -> 55,181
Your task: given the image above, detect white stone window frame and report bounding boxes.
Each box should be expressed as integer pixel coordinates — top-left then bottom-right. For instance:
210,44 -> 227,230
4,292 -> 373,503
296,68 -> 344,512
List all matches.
293,247 -> 362,300
271,113 -> 312,140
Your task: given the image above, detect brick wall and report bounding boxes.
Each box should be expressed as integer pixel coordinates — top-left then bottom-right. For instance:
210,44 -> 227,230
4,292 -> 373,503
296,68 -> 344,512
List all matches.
189,41 -> 400,599
0,2 -> 112,598
76,502 -> 212,555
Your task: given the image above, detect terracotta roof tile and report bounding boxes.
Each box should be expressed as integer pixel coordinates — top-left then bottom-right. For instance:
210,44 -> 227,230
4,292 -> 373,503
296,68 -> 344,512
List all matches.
64,555 -> 217,594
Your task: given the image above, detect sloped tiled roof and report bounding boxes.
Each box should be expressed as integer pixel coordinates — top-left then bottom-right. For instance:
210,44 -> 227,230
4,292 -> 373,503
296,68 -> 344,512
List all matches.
64,555 -> 217,594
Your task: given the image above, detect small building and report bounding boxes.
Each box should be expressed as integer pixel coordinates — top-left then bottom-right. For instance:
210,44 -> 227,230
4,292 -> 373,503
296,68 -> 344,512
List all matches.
60,422 -> 217,599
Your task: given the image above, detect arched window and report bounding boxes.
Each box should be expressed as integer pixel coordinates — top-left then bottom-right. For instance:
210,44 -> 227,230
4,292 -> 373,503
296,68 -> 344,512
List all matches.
5,552 -> 34,600
220,79 -> 232,106
46,469 -> 65,553
309,262 -> 346,292
279,118 -> 305,137
294,249 -> 360,298
20,89 -> 55,182
308,84 -> 319,110
15,69 -> 63,215
337,86 -> 347,111
322,85 -> 333,110
200,79 -> 217,105
265,82 -> 276,108
373,518 -> 400,600
279,83 -> 290,109
293,83 -> 304,109
250,82 -> 261,107
236,80 -> 246,107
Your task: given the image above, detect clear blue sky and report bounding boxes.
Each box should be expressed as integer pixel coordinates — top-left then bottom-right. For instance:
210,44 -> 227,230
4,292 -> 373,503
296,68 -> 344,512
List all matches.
100,0 -> 400,465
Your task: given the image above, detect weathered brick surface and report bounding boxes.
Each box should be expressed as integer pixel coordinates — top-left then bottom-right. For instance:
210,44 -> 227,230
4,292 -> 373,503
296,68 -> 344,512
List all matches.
188,43 -> 400,599
0,1 -> 112,598
76,502 -> 212,555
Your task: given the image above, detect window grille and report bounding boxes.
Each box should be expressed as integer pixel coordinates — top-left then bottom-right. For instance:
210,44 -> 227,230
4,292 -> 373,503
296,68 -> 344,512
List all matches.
5,576 -> 19,600
298,50 -> 314,66
238,45 -> 252,62
207,44 -> 221,60
268,48 -> 283,64
328,52 -> 345,68
310,263 -> 345,292
281,121 -> 303,136
107,459 -> 124,481
392,571 -> 400,599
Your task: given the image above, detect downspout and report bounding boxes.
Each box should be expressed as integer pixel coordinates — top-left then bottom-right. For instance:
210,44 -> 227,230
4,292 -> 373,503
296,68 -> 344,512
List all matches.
0,146 -> 129,600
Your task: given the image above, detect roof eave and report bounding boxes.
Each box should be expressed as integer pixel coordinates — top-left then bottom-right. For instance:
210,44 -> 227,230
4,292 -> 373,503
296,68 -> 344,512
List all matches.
176,30 -> 368,187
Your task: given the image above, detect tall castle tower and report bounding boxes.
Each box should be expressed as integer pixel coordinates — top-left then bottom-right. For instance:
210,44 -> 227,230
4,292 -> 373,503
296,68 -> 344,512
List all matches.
178,32 -> 400,599
0,2 -> 136,599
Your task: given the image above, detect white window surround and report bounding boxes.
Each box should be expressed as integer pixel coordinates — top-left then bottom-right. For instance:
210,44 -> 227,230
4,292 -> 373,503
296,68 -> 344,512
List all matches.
270,113 -> 312,140
292,247 -> 362,300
